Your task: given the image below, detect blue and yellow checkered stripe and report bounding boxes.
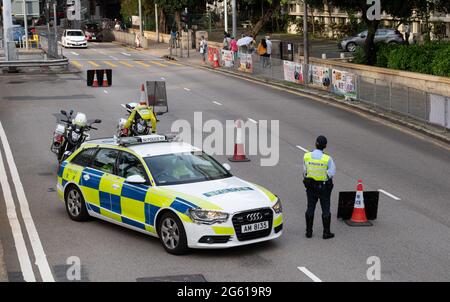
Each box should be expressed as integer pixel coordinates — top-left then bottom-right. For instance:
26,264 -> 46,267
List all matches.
59,164 -> 204,233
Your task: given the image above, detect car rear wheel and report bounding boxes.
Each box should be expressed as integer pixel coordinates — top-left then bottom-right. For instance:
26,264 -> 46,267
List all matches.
158,212 -> 189,255
346,42 -> 357,52
65,186 -> 89,221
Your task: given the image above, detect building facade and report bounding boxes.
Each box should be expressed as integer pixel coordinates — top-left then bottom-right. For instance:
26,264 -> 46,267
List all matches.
288,1 -> 450,41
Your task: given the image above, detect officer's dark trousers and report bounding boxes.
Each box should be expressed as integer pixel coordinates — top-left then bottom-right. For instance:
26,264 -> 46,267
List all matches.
305,182 -> 333,217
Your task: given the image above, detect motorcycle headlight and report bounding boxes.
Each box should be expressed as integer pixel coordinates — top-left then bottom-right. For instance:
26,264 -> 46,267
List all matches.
188,209 -> 229,224
137,123 -> 145,133
71,131 -> 80,142
272,198 -> 283,214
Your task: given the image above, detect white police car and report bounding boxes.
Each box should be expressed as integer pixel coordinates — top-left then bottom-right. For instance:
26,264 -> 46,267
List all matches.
57,134 -> 283,254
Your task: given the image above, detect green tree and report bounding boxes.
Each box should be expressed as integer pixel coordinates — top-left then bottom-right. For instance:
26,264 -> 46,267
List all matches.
331,0 -> 450,65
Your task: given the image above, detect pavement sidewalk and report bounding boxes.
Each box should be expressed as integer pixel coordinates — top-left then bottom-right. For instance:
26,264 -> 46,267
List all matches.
134,41 -> 450,146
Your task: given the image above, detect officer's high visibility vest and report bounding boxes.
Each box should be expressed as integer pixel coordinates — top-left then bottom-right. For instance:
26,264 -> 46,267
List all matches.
304,152 -> 330,181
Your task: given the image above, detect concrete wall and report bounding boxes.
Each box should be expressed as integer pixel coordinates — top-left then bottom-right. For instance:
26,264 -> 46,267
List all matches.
307,57 -> 450,97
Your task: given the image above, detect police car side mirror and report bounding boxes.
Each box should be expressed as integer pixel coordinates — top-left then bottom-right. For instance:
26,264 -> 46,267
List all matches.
125,175 -> 147,184
222,163 -> 231,171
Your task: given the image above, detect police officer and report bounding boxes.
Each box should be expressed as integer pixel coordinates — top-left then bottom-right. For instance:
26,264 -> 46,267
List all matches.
303,135 -> 336,239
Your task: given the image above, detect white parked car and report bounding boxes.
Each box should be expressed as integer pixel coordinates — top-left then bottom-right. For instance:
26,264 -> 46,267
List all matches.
61,29 -> 87,48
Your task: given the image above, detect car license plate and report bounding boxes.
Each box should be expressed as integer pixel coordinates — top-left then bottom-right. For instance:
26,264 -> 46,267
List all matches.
241,221 -> 269,233
92,37 -> 96,40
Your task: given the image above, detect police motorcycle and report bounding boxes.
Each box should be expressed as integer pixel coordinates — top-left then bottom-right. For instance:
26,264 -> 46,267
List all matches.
51,110 -> 102,163
117,102 -> 158,137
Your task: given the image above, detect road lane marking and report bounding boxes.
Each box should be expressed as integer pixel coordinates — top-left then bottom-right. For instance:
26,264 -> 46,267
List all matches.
70,51 -> 79,56
184,88 -> 191,91
103,61 -> 118,68
0,122 -> 55,282
296,145 -> 309,153
213,101 -> 223,106
0,145 -> 36,282
135,61 -> 151,68
71,60 -> 83,68
248,118 -> 258,124
378,189 -> 401,201
149,60 -> 168,67
165,60 -> 183,66
119,61 -> 134,68
298,267 -> 322,282
161,77 -> 166,80
87,60 -> 101,68
104,90 -> 109,94
109,55 -> 119,61
121,52 -> 131,57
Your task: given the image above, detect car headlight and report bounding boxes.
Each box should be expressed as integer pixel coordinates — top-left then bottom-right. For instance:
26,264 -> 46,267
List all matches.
272,198 -> 283,214
188,209 -> 229,224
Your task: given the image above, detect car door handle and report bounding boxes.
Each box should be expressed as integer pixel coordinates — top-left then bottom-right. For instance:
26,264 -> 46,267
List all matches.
83,174 -> 90,181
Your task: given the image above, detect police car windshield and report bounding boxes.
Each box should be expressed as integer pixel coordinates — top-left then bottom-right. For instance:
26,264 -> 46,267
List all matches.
144,152 -> 232,186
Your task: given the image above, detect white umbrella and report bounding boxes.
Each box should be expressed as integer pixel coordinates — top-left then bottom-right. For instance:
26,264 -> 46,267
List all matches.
237,36 -> 254,47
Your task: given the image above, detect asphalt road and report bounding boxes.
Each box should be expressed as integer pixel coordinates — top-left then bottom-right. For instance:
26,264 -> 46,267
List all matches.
0,42 -> 449,282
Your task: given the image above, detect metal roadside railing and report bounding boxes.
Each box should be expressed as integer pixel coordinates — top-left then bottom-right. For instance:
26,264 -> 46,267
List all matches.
206,48 -> 450,131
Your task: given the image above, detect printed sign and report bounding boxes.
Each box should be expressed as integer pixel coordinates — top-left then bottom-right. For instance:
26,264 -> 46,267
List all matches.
238,53 -> 253,73
283,61 -> 304,84
310,65 -> 331,91
331,69 -> 357,99
221,49 -> 234,68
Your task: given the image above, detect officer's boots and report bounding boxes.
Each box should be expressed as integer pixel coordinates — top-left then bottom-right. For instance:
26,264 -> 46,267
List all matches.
305,213 -> 314,238
322,214 -> 335,240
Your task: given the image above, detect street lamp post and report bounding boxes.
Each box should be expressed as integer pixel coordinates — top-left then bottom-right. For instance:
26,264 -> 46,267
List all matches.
23,0 -> 29,50
232,0 -> 237,38
2,0 -> 13,61
155,3 -> 159,43
224,0 -> 228,34
138,0 -> 143,44
303,0 -> 309,83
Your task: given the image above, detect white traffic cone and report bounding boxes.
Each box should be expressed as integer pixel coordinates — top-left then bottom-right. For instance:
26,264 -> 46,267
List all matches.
139,84 -> 147,105
229,119 -> 250,162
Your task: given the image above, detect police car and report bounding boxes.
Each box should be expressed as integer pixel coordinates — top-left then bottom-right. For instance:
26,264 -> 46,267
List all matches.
57,134 -> 283,254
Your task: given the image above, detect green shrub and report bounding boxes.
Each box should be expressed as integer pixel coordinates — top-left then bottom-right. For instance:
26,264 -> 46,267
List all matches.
375,43 -> 397,67
431,45 -> 450,77
387,45 -> 409,70
352,46 -> 367,64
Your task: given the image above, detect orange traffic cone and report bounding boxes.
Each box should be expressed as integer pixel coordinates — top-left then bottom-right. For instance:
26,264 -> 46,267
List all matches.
92,71 -> 99,87
345,180 -> 373,226
229,119 -> 250,162
102,70 -> 109,87
139,84 -> 147,105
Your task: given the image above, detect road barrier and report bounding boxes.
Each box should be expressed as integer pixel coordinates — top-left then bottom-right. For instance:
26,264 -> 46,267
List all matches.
0,57 -> 69,68
87,69 -> 112,87
207,47 -> 450,131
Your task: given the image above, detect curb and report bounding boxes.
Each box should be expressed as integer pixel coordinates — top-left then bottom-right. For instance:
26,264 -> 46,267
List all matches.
0,239 -> 8,282
167,56 -> 450,148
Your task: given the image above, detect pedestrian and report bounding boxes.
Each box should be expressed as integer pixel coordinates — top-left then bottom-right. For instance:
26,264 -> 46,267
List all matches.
222,32 -> 231,50
170,28 -> 177,48
230,36 -> 238,62
265,36 -> 272,67
199,35 -> 208,64
404,23 -> 410,45
303,135 -> 336,240
258,39 -> 268,67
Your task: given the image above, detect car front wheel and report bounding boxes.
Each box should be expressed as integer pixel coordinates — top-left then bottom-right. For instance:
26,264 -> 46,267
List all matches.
346,42 -> 357,52
158,212 -> 189,255
65,186 -> 89,221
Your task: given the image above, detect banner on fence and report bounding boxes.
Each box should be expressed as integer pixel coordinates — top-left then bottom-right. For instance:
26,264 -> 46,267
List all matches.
208,47 -> 220,66
310,65 -> 331,91
331,69 -> 357,99
283,61 -> 304,84
221,49 -> 234,68
238,53 -> 253,73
